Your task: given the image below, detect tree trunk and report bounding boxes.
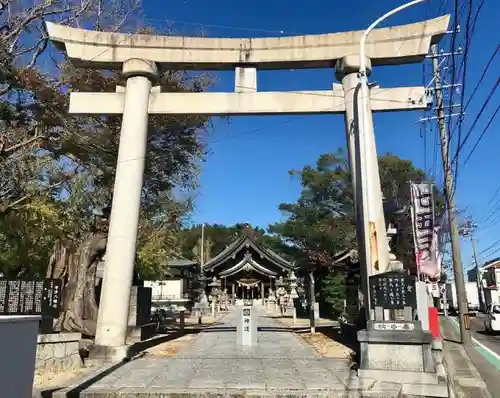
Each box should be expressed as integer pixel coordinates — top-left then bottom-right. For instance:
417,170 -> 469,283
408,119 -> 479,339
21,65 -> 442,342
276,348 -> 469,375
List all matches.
46,233 -> 107,336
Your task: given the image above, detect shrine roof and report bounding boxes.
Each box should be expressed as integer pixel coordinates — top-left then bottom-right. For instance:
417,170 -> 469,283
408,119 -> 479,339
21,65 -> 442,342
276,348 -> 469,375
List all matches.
167,259 -> 197,268
203,229 -> 294,272
332,249 -> 359,267
219,252 -> 278,278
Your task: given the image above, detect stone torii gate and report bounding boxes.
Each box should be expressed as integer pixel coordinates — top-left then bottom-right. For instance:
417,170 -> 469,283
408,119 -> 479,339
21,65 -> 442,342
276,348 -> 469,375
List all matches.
47,15 -> 449,359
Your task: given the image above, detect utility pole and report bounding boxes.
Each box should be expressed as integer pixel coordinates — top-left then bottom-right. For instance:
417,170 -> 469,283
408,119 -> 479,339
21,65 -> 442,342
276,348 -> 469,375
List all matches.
200,223 -> 205,270
431,44 -> 471,345
471,236 -> 485,312
308,268 -> 316,334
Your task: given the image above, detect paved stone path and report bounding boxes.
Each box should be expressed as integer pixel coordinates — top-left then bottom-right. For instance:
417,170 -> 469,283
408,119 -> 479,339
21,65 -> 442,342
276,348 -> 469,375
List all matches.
80,307 -> 403,396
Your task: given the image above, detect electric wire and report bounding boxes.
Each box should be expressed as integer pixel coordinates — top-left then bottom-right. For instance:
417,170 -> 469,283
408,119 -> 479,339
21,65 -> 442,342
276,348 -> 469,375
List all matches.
461,103 -> 500,166
450,78 -> 499,166
464,44 -> 499,112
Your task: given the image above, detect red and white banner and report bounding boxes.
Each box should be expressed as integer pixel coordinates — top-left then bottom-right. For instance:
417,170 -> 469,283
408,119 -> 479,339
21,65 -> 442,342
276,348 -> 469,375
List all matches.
410,183 -> 442,278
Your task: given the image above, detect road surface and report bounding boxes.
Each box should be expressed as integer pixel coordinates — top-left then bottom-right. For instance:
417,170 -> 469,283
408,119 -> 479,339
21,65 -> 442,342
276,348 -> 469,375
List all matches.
469,313 -> 500,358
446,313 -> 500,396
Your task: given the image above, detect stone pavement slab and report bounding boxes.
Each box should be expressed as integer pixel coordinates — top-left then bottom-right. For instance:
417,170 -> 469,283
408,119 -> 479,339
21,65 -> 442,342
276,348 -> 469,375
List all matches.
66,307 -> 405,397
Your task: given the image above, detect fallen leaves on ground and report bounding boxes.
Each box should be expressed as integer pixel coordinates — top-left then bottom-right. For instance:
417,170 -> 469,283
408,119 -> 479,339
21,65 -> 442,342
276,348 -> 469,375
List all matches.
299,331 -> 354,359
33,366 -> 94,390
145,334 -> 198,356
267,310 -> 353,359
267,310 -> 337,328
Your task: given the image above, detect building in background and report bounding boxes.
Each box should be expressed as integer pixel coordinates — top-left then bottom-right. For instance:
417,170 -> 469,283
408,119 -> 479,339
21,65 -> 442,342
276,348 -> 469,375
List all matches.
468,258 -> 500,311
144,259 -> 198,311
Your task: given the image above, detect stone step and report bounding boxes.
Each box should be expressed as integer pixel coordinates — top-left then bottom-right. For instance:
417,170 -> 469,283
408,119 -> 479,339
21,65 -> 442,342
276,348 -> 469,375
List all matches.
358,369 -> 439,385
73,388 -> 403,397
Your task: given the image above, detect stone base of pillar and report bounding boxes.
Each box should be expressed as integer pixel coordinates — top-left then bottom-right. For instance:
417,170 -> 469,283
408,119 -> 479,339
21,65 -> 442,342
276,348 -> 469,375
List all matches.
87,344 -> 130,365
356,327 -> 447,396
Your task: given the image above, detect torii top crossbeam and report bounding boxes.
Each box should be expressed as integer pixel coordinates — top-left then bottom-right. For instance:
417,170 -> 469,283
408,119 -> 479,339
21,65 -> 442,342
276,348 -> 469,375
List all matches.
46,16 -> 449,70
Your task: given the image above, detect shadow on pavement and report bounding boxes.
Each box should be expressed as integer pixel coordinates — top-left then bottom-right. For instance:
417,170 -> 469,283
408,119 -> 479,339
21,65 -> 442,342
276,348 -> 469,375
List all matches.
443,337 -> 461,344
476,330 -> 500,337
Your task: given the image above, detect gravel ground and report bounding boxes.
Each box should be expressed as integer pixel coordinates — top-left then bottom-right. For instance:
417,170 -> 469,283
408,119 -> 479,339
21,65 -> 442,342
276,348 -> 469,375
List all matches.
33,366 -> 95,390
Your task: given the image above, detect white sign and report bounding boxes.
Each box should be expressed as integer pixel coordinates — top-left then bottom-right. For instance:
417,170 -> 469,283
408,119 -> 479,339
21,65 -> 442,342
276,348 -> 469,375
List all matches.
373,322 -> 415,331
239,305 -> 255,346
427,282 -> 440,298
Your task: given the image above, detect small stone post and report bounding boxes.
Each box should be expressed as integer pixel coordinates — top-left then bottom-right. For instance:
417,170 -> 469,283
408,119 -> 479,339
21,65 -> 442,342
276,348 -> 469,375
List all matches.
179,310 -> 185,331
237,305 -> 257,346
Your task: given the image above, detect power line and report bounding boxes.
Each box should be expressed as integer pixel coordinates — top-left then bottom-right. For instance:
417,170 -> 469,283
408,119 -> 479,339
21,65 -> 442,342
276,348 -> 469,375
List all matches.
461,102 -> 500,166
475,187 -> 500,223
448,0 -> 488,143
478,195 -> 500,228
464,44 -> 499,112
450,78 -> 499,165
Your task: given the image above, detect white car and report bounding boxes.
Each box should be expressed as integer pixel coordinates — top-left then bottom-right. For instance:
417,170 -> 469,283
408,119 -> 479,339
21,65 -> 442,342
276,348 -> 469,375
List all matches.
484,304 -> 500,333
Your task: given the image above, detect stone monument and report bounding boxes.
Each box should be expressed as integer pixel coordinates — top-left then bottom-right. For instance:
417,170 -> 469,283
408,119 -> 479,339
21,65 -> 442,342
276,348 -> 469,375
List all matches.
357,270 -> 446,395
126,286 -> 155,344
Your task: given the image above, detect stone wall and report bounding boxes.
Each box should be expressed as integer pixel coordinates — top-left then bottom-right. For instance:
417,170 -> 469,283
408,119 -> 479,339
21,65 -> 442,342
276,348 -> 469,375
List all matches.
36,333 -> 82,372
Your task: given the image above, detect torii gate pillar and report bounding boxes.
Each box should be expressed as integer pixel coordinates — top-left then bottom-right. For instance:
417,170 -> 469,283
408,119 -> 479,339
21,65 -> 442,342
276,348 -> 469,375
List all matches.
94,59 -> 159,353
335,55 -> 388,313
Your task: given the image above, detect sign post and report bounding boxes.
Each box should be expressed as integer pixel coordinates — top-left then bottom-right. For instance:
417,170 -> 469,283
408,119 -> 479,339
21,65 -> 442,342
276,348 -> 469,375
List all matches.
237,304 -> 257,346
0,279 -> 62,333
358,270 -> 437,382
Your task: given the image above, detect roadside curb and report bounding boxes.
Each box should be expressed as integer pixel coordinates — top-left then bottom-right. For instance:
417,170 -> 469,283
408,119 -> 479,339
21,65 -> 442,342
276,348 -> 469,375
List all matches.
448,316 -> 500,369
440,316 -> 492,398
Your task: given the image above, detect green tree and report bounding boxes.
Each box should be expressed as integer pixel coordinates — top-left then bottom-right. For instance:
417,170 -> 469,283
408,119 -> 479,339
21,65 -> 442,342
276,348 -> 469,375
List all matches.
270,150 -> 443,316
269,151 -> 356,268
178,223 -> 287,262
0,1 -> 212,334
0,1 -> 211,279
316,267 -> 346,318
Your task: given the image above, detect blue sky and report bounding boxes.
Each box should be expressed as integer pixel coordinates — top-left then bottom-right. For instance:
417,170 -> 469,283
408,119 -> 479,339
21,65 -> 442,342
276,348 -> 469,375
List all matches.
142,0 -> 499,273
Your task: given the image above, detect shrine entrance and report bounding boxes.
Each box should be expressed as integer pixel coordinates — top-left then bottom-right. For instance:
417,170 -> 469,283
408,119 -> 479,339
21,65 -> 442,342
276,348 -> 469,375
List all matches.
203,227 -> 294,304
234,278 -> 264,300
45,16 -> 450,354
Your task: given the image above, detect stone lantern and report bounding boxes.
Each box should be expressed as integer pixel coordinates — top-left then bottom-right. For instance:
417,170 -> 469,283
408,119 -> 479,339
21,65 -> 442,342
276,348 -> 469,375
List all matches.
383,196 -> 405,271
289,271 -> 299,299
196,273 -> 210,304
276,276 -> 287,315
207,277 -> 221,316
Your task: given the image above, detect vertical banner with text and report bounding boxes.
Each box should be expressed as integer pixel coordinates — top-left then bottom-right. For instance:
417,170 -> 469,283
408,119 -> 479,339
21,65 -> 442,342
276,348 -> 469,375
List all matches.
410,183 -> 442,278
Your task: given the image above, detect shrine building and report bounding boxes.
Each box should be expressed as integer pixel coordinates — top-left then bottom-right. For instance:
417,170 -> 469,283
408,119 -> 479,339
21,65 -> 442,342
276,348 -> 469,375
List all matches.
202,227 -> 295,300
